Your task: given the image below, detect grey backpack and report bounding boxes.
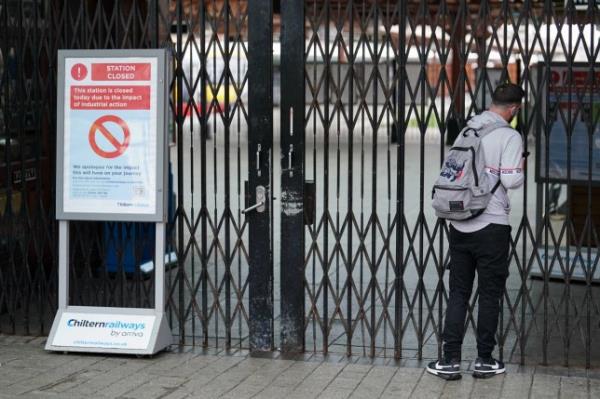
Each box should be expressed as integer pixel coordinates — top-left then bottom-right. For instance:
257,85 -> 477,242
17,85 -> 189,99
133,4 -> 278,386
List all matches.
432,122 -> 505,220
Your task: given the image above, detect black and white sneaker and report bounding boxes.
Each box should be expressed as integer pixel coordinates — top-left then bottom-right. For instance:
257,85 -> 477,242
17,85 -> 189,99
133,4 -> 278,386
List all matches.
426,359 -> 461,380
472,357 -> 505,379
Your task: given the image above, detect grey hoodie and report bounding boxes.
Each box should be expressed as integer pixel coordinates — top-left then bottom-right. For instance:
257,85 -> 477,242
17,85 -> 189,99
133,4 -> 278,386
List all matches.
451,110 -> 525,233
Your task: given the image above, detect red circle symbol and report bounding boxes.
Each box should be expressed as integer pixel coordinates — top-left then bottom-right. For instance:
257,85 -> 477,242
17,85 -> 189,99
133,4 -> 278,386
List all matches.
88,115 -> 130,159
71,63 -> 88,80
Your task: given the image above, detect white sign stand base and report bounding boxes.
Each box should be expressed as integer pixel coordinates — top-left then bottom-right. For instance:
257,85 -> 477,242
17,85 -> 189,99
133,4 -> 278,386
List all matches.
46,221 -> 173,355
45,307 -> 172,355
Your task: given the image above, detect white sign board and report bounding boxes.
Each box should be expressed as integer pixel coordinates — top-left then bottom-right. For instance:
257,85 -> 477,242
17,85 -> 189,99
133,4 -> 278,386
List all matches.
56,50 -> 168,222
51,312 -> 155,350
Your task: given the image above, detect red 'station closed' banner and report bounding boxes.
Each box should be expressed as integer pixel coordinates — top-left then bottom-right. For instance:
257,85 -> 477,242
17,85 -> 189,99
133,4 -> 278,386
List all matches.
91,63 -> 151,81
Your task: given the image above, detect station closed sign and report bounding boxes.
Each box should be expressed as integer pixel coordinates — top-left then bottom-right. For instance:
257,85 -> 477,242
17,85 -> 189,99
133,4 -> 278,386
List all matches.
47,50 -> 172,357
56,50 -> 168,222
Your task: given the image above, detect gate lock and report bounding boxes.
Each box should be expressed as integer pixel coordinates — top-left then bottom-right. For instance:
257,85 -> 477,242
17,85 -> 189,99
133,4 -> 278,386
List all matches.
242,185 -> 266,214
242,182 -> 315,223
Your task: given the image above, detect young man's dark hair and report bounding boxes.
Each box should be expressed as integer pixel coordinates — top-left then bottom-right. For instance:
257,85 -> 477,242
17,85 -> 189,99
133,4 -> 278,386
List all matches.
491,82 -> 525,106
426,82 -> 525,380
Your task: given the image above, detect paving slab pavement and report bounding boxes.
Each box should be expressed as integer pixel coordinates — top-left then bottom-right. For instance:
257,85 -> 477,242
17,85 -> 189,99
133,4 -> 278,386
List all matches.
0,335 -> 597,398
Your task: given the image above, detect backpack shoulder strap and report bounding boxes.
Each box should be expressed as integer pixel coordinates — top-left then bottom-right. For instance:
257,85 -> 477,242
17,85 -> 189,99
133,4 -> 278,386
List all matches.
460,121 -> 508,140
455,126 -> 477,143
459,126 -> 477,137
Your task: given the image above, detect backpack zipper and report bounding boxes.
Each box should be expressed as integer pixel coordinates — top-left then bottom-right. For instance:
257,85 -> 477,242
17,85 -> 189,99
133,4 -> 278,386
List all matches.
432,185 -> 467,199
433,185 -> 467,191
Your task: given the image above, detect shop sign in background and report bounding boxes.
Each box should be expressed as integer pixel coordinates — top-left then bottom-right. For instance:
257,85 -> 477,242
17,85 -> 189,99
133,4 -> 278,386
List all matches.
537,64 -> 600,183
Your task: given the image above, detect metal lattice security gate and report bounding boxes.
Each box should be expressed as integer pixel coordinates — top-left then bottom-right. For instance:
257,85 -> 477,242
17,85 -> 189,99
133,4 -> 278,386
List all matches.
0,0 -> 262,351
292,0 -> 600,368
1,0 -> 600,368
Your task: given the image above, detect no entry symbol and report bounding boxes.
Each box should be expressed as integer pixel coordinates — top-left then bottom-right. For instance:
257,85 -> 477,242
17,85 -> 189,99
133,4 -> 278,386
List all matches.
88,115 -> 131,158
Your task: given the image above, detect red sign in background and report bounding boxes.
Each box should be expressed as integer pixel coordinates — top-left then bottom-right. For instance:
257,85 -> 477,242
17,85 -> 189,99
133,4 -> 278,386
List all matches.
70,86 -> 150,110
91,63 -> 151,81
88,115 -> 131,159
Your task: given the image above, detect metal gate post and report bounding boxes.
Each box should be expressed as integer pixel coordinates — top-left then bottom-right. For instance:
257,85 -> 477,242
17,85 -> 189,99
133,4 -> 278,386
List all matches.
248,0 -> 274,352
280,0 -> 305,353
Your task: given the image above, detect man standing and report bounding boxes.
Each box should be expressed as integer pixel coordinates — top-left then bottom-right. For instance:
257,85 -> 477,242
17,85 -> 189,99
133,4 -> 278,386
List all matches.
427,83 -> 525,380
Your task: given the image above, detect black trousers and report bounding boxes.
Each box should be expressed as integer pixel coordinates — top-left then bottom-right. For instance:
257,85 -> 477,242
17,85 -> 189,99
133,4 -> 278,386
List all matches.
443,223 -> 511,360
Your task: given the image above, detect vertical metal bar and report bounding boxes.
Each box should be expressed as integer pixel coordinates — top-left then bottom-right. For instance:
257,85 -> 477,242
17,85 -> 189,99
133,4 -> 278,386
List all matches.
33,0 -> 43,333
175,0 -> 185,345
187,0 -> 196,347
498,0 -> 506,361
49,0 -> 59,330
355,0 -> 366,355
0,0 -> 7,334
16,0 -> 30,333
200,0 -> 209,348
516,61 -> 525,366
584,6 -> 595,369
64,0 -> 70,47
523,7 -> 535,367
8,0 -> 16,332
310,0 -> 318,353
437,0 -> 448,362
224,0 -> 232,349
235,3 -> 244,348
542,0 -> 551,365
280,0 -> 305,353
370,4 -> 378,358
248,0 -> 273,352
359,2 -> 366,358
450,2 -> 465,124
395,0 -> 406,360
565,5 -> 573,368
346,0 -> 354,357
384,1 -> 391,358
149,0 -> 158,48
322,0 -> 330,355
155,223 -> 166,312
571,15 -> 582,370
335,4 -> 341,315
334,2 -> 341,351
58,221 -> 70,309
212,0 -> 219,349
417,1 -> 426,360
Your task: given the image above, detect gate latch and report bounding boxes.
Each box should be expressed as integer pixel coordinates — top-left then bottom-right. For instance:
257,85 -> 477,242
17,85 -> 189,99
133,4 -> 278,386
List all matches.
242,185 -> 266,214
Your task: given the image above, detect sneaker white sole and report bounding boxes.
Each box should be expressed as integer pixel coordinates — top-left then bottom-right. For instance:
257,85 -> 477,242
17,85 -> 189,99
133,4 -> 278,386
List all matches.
426,367 -> 462,380
472,368 -> 505,379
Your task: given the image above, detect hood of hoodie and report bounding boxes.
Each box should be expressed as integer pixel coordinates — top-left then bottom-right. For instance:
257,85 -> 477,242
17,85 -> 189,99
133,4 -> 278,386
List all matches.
466,110 -> 509,130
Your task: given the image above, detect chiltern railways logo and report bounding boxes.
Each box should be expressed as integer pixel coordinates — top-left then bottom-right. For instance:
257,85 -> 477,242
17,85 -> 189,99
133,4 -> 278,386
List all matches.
67,319 -> 145,330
